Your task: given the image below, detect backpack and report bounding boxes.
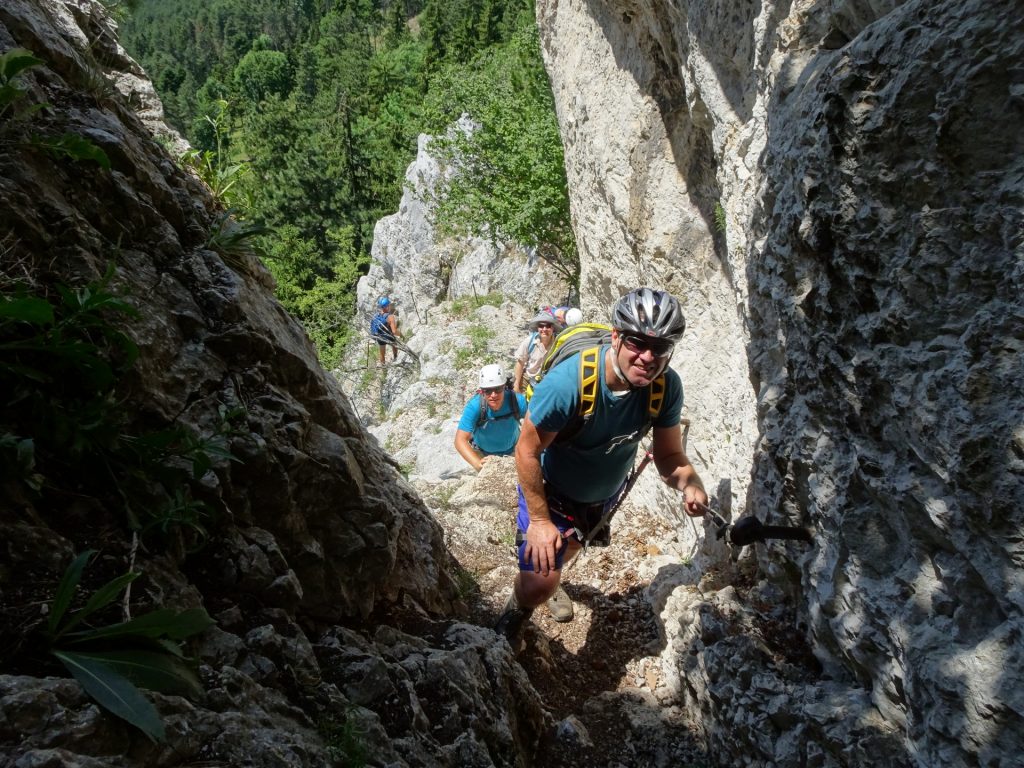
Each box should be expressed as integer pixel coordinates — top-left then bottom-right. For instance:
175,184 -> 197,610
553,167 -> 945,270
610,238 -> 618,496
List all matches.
370,313 -> 392,338
525,322 -> 666,442
475,380 -> 521,430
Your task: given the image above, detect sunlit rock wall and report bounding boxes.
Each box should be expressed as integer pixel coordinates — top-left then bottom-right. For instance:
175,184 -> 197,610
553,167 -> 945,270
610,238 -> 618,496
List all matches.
539,0 -> 1024,764
536,0 -> 760,559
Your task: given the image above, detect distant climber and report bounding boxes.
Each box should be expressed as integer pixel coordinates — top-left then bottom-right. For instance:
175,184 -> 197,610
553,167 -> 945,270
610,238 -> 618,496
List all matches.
513,309 -> 562,394
454,364 -> 527,471
370,296 -> 402,365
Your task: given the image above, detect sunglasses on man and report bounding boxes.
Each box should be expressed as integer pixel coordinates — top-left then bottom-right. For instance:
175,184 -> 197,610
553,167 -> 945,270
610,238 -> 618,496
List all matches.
535,322 -> 554,330
620,333 -> 675,359
480,386 -> 505,395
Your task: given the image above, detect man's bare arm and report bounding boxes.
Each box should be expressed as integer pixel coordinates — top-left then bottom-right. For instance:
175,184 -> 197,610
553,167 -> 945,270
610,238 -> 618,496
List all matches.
652,423 -> 708,516
515,415 -> 560,573
454,429 -> 484,471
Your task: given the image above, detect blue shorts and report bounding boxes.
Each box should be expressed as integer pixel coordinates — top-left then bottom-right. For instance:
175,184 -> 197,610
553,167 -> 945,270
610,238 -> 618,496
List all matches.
515,482 -> 625,571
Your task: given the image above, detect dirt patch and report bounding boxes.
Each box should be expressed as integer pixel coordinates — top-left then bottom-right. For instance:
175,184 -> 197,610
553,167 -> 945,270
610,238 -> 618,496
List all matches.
423,467 -> 711,768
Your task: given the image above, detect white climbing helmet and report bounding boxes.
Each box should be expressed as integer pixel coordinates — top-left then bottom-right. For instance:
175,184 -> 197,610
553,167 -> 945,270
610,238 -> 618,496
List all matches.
564,307 -> 583,326
479,364 -> 506,389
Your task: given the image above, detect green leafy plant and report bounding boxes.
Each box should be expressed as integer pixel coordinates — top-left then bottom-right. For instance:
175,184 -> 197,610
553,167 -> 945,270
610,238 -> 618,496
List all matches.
713,202 -> 727,233
454,323 -> 491,367
180,99 -> 252,208
0,48 -> 110,166
30,132 -> 111,168
453,566 -> 478,601
470,291 -> 503,309
0,266 -> 139,461
1,270 -> 240,546
45,550 -> 214,742
0,47 -> 45,121
319,710 -> 368,768
205,210 -> 268,270
450,292 -> 502,318
182,145 -> 250,203
97,0 -> 142,24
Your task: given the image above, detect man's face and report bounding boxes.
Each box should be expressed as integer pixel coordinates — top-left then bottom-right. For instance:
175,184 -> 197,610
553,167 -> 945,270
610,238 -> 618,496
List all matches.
480,385 -> 506,411
612,329 -> 674,386
535,321 -> 554,341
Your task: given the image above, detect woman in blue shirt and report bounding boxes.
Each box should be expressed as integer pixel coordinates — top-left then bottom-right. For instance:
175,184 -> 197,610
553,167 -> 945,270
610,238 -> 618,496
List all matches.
454,364 -> 527,471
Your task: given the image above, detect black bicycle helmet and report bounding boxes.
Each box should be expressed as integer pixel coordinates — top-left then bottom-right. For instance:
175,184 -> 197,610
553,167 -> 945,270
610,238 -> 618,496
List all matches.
611,287 -> 686,341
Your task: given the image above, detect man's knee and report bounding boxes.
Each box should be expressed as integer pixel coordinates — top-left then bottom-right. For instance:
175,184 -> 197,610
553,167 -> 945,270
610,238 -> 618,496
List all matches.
516,572 -> 561,608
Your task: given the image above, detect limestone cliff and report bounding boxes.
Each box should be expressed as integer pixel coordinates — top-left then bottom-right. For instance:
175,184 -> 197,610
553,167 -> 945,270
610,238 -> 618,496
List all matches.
539,0 -> 1023,765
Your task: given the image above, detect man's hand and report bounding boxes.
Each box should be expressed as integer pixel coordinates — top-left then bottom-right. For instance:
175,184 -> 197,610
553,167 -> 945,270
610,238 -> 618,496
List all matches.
683,483 -> 709,517
523,518 -> 562,576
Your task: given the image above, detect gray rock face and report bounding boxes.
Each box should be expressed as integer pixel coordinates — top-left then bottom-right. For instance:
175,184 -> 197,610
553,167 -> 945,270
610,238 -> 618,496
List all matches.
0,1 -> 544,764
0,0 -> 454,626
539,0 -> 1023,765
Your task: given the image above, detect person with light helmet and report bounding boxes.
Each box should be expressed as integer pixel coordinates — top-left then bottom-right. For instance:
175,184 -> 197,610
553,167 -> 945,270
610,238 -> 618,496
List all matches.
513,309 -> 563,394
370,296 -> 402,365
454,364 -> 528,472
496,287 -> 708,636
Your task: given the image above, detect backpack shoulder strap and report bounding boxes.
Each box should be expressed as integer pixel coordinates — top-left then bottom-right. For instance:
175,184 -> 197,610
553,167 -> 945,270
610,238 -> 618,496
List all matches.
526,331 -> 539,359
578,346 -> 601,419
509,387 -> 521,420
476,393 -> 486,430
647,374 -> 666,419
635,373 -> 667,442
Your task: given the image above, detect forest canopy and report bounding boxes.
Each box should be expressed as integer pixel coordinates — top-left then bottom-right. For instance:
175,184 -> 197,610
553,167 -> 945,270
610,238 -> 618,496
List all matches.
118,0 -> 575,368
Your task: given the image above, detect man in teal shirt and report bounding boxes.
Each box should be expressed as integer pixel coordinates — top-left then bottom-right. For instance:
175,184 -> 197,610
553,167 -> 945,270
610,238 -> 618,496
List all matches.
497,288 -> 708,636
454,364 -> 527,472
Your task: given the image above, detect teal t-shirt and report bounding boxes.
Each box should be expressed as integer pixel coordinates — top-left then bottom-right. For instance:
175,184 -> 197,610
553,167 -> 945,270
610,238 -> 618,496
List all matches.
526,345 -> 683,502
457,391 -> 527,456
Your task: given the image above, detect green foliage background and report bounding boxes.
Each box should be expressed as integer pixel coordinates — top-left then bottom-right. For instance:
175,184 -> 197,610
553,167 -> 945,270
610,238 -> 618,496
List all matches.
119,0 -> 575,369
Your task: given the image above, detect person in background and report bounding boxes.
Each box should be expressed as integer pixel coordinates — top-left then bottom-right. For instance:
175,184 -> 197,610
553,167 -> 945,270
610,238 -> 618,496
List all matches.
513,310 -> 562,394
370,296 -> 402,365
454,364 -> 527,471
496,287 -> 708,634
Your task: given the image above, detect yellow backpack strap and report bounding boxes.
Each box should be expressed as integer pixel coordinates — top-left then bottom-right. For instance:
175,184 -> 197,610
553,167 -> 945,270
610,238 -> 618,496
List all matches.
647,374 -> 666,419
578,346 -> 600,417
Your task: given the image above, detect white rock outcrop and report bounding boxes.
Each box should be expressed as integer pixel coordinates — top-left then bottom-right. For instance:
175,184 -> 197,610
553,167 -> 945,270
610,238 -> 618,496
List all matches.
357,131 -> 565,344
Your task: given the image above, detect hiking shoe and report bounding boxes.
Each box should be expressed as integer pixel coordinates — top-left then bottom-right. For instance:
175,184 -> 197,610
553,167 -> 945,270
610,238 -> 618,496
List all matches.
494,592 -> 533,641
547,585 -> 574,623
